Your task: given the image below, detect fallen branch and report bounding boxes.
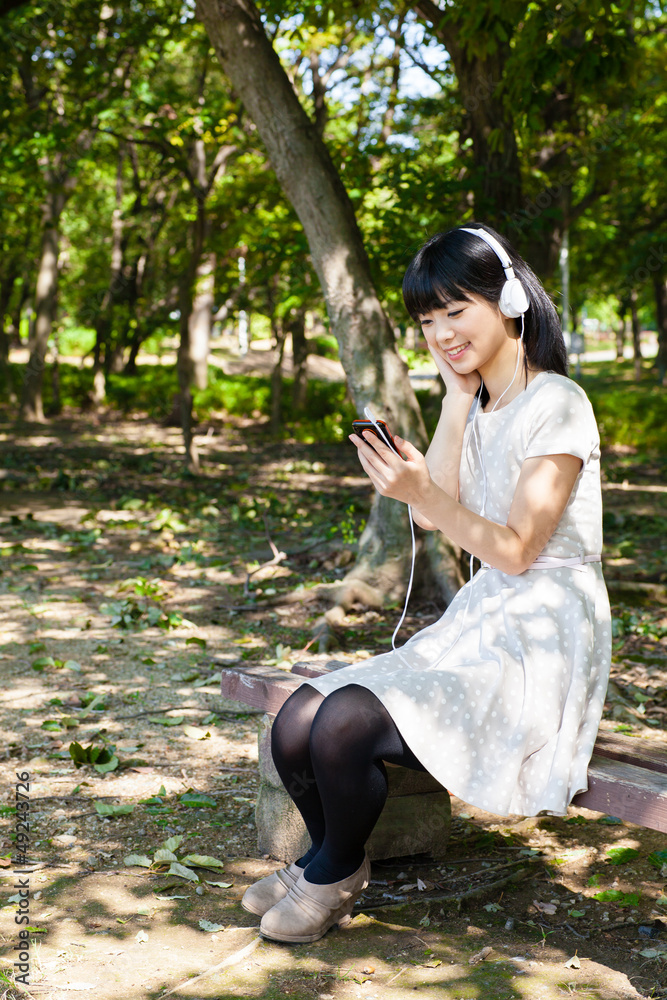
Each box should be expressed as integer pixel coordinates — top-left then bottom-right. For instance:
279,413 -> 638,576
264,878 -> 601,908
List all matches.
159,933 -> 261,997
244,515 -> 287,596
359,862 -> 535,912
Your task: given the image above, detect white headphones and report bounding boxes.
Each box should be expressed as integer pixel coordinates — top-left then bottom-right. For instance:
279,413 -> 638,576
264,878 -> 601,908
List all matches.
461,227 -> 530,319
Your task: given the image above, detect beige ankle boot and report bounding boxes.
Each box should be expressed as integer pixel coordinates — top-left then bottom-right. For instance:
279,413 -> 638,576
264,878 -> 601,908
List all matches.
241,861 -> 304,917
259,856 -> 370,943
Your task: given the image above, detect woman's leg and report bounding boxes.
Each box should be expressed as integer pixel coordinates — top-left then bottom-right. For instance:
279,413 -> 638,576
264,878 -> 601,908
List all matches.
271,684 -> 325,867
305,684 -> 426,885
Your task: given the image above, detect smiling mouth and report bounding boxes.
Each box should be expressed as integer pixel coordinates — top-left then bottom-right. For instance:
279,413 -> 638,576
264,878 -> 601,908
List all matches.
446,342 -> 470,358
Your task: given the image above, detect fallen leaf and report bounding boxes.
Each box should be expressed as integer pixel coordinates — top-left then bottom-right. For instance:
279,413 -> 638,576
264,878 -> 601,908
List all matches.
565,954 -> 581,969
167,862 -> 199,882
181,725 -> 211,740
123,854 -> 152,868
533,900 -> 557,915
205,881 -> 233,888
606,847 -> 640,866
95,802 -> 134,817
135,930 -> 148,944
199,919 -> 225,933
180,854 -> 224,869
179,791 -> 216,808
161,835 -> 185,853
153,849 -> 179,864
593,889 -> 640,907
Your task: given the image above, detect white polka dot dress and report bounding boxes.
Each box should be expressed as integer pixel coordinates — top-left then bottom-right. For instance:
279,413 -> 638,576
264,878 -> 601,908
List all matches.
304,373 -> 611,817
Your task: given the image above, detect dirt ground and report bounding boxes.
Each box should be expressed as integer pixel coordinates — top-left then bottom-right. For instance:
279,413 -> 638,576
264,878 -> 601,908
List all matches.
1,401 -> 667,1000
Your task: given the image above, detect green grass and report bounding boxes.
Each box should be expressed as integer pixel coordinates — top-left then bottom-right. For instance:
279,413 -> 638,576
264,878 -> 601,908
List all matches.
7,355 -> 666,455
7,362 -> 356,442
578,359 -> 667,453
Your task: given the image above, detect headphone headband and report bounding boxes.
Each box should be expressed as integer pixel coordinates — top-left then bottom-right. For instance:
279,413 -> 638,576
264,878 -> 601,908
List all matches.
460,227 -> 515,279
460,226 -> 529,318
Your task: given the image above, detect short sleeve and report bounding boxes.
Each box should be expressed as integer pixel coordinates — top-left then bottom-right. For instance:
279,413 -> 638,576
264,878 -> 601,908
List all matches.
524,378 -> 599,464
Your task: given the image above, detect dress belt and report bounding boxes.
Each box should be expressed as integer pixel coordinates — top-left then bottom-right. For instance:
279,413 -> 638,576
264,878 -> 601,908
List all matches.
529,554 -> 601,570
481,554 -> 601,572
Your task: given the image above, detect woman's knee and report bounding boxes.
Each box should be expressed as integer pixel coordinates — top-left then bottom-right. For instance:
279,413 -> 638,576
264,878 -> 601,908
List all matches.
309,685 -> 390,760
271,684 -> 323,760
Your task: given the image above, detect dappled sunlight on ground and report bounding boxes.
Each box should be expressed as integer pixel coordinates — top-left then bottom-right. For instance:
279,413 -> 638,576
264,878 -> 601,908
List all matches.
0,413 -> 666,998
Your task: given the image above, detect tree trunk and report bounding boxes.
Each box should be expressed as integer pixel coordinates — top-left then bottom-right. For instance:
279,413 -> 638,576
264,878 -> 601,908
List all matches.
92,149 -> 126,405
50,328 -> 61,415
289,308 -> 308,411
415,0 -> 522,228
270,316 -> 286,434
615,308 -> 626,361
653,276 -> 667,386
0,266 -> 17,395
177,276 -> 200,475
8,273 -> 30,346
197,0 -> 462,604
629,289 -> 642,382
176,201 -> 210,474
20,212 -> 60,421
189,250 -> 215,391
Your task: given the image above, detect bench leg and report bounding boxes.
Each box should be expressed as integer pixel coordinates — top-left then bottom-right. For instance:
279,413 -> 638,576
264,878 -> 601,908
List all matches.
255,714 -> 452,863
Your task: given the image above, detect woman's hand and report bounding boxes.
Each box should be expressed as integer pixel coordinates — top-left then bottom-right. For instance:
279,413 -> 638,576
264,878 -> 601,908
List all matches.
350,431 -> 437,512
425,338 -> 481,400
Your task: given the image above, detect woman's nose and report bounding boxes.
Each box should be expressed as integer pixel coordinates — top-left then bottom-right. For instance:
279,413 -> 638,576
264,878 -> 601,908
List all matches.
434,321 -> 454,346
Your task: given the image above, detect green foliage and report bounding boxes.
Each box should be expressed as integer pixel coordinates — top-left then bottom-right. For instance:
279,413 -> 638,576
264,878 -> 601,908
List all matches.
648,850 -> 667,872
605,847 -> 640,865
579,362 -> 667,454
593,889 -> 641,907
69,741 -> 119,774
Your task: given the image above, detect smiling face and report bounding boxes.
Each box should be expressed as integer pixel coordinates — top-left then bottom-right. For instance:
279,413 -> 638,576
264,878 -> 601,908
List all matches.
418,295 -> 519,379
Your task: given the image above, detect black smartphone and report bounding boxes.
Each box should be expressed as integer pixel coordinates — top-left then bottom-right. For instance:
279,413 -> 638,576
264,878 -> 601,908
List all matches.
351,418 -> 400,454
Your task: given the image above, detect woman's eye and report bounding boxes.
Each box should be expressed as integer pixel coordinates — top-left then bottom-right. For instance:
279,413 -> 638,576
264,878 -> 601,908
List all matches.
448,309 -> 463,318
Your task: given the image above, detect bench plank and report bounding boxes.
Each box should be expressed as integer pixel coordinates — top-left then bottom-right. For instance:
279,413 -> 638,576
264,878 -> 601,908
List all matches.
573,754 -> 667,832
593,731 -> 667,776
220,664 -> 300,714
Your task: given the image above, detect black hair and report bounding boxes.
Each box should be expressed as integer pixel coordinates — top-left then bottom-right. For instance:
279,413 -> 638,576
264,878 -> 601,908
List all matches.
402,223 -> 568,382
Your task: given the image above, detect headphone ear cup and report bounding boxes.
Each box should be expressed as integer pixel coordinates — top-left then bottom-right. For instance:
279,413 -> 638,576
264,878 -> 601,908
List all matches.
499,278 -> 530,318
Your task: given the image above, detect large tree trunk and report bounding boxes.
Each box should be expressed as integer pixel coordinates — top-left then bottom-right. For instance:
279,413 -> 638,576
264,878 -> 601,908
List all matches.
197,0 -> 462,603
414,0 -> 522,228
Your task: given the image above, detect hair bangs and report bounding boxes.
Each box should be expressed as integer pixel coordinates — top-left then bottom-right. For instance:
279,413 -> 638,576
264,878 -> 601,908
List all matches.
402,239 -> 473,319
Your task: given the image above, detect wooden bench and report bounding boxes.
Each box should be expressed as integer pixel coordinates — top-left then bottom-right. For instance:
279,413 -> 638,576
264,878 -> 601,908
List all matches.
219,658 -> 667,861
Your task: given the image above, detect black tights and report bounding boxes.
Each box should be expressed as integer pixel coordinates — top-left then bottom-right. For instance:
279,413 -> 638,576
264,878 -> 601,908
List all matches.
270,683 -> 426,885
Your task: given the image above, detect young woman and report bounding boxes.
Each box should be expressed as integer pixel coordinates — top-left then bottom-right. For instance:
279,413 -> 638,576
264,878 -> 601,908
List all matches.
241,223 -> 611,944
